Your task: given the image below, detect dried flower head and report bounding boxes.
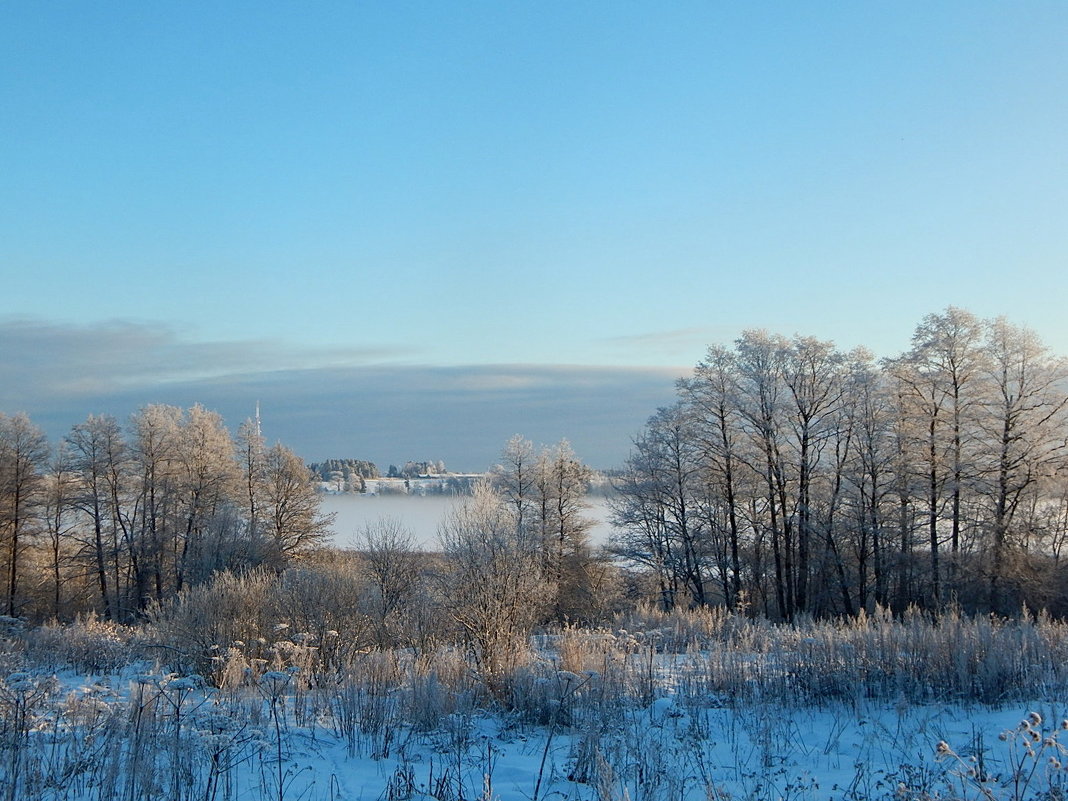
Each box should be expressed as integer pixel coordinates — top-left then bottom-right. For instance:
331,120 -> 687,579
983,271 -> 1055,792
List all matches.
1029,711 -> 1043,727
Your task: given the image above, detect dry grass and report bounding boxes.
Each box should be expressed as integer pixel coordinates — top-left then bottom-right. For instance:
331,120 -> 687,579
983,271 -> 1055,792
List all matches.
5,577 -> 1068,799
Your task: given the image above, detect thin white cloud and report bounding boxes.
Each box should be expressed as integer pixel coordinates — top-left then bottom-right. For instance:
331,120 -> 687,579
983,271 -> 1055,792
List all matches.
602,325 -> 735,355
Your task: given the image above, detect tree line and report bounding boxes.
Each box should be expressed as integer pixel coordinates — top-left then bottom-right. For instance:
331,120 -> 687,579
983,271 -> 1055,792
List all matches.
609,308 -> 1068,619
308,458 -> 380,492
0,405 -> 330,622
6,306 -> 1068,628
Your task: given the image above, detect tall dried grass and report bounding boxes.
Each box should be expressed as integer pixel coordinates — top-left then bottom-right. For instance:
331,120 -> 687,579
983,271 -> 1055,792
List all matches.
4,585 -> 1068,800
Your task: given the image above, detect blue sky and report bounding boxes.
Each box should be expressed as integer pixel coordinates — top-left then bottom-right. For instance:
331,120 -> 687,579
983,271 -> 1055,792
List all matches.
2,2 -> 1066,470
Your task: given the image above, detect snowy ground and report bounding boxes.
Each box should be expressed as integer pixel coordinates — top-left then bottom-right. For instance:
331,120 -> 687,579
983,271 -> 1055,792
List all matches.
6,609 -> 1068,801
5,660 -> 1066,801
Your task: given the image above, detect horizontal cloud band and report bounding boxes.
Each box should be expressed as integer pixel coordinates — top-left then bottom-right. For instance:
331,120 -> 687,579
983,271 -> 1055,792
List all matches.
1,318 -> 683,470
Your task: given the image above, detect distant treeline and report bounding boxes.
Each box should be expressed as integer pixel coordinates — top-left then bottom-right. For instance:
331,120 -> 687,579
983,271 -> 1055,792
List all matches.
372,474 -> 482,496
308,459 -> 380,491
310,458 -> 464,493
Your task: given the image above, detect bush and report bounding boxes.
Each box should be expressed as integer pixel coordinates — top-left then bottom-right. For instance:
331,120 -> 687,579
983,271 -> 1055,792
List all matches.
24,614 -> 137,673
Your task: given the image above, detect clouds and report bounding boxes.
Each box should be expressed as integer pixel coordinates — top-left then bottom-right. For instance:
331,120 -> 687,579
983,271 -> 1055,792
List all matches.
0,316 -> 408,394
1,317 -> 682,470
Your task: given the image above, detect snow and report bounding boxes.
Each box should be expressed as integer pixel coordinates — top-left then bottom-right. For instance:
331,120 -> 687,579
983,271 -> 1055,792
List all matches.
6,657 -> 1068,800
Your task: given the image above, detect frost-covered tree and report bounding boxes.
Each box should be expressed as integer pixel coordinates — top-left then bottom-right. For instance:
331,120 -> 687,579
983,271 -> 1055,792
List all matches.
681,344 -> 745,610
0,412 -> 49,616
893,307 -> 987,598
0,405 -> 330,622
838,350 -> 895,612
491,435 -> 538,541
129,404 -> 183,607
979,318 -> 1068,611
173,405 -> 240,591
610,405 -> 707,610
612,307 -> 1068,617
40,444 -> 78,617
492,436 -> 594,619
66,414 -> 125,619
732,330 -> 795,618
541,440 -> 594,615
236,416 -> 267,541
261,443 -> 333,563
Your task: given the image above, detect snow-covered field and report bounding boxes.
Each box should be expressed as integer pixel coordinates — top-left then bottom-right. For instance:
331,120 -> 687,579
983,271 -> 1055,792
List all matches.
4,670 -> 1057,801
4,612 -> 1068,801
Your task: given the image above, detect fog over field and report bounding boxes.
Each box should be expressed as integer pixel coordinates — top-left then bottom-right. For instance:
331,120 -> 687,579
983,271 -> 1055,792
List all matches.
321,491 -> 617,549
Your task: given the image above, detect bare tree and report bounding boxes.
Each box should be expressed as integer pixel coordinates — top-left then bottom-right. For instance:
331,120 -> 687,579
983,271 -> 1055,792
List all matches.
734,330 -> 795,619
980,318 -> 1068,611
66,415 -> 123,619
0,412 -> 49,616
41,444 -> 78,617
494,437 -> 594,619
541,440 -> 594,618
779,335 -> 845,613
908,307 -> 986,588
130,404 -> 182,607
609,406 -> 708,610
356,517 -> 421,647
682,344 -> 745,609
884,351 -> 949,605
610,427 -> 680,611
841,351 -> 895,611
